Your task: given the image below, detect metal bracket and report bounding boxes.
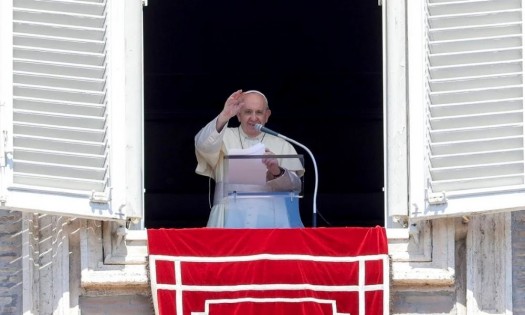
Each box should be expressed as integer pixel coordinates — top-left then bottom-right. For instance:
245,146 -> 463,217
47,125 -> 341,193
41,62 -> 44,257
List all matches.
90,190 -> 110,203
392,215 -> 409,228
126,216 -> 141,229
409,222 -> 421,245
427,191 -> 447,205
114,225 -> 127,249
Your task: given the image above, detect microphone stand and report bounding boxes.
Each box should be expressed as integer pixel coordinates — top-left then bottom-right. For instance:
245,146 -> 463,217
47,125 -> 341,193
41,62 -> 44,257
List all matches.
256,124 -> 318,227
282,136 -> 319,227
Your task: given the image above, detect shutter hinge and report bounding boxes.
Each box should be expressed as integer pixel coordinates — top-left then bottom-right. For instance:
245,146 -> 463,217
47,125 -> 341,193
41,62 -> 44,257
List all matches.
90,190 -> 110,203
427,191 -> 447,205
0,130 -> 11,167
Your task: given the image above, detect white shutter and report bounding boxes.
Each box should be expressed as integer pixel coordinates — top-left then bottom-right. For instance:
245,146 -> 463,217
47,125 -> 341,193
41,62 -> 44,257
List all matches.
408,0 -> 525,219
0,0 -> 144,221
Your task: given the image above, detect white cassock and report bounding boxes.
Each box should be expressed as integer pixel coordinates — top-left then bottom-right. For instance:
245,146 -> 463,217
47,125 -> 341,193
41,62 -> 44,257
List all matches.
195,117 -> 305,228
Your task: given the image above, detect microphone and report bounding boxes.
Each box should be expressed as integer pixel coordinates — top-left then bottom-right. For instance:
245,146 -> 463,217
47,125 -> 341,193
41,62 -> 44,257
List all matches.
254,123 -> 320,228
254,123 -> 280,137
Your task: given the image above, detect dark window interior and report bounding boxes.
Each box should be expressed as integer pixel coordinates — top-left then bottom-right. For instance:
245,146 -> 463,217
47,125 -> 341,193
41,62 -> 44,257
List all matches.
143,1 -> 384,228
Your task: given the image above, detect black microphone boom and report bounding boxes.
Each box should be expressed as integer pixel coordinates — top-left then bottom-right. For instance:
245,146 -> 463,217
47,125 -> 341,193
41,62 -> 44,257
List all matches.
254,123 -> 319,227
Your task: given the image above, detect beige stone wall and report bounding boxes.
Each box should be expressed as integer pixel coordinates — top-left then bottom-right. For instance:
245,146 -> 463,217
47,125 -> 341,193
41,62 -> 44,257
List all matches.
392,290 -> 457,314
512,210 -> 525,315
79,295 -> 154,315
0,210 -> 22,315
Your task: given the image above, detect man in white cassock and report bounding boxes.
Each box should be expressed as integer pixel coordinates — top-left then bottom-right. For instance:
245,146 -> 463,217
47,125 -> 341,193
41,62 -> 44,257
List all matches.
195,89 -> 305,228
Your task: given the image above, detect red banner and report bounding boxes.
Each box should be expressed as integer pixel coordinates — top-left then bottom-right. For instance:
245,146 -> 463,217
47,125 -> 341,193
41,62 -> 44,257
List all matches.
147,227 -> 389,315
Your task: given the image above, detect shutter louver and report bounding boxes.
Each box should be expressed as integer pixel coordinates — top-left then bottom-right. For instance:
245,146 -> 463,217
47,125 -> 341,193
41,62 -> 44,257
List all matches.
425,0 -> 524,195
12,0 -> 109,194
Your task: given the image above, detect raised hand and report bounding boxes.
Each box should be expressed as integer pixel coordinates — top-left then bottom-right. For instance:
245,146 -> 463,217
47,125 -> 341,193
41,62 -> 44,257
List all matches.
216,89 -> 243,131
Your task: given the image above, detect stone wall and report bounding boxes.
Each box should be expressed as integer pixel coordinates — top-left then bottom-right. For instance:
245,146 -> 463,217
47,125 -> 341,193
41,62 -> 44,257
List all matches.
513,210 -> 525,315
79,295 -> 154,315
0,210 -> 22,315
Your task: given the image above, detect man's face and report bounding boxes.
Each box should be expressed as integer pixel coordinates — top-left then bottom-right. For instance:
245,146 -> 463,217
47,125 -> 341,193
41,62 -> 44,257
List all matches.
237,93 -> 271,136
